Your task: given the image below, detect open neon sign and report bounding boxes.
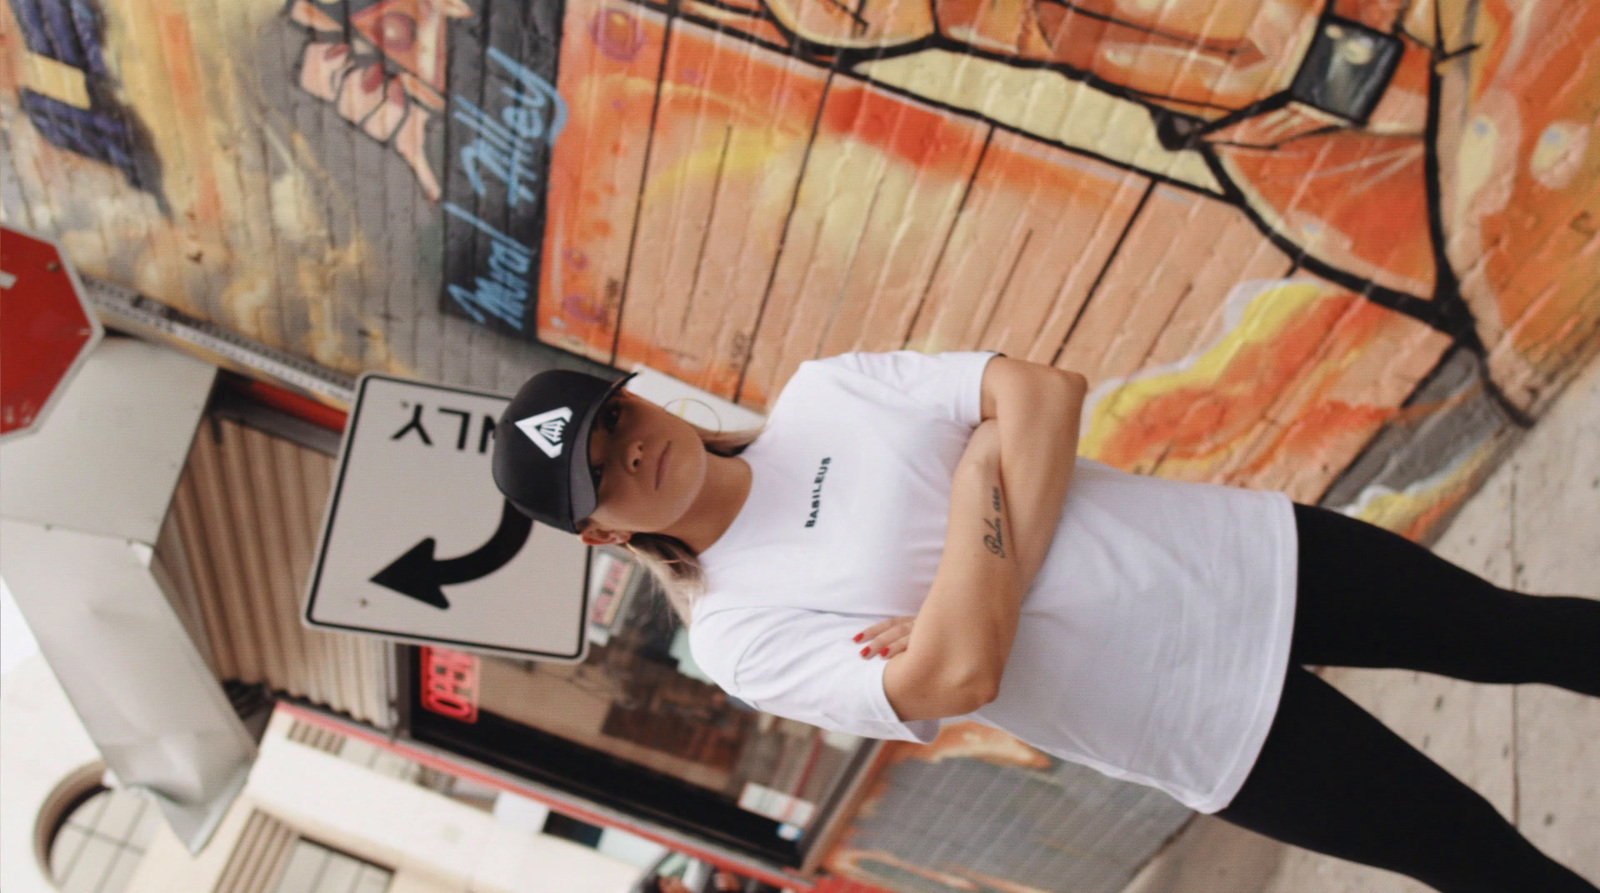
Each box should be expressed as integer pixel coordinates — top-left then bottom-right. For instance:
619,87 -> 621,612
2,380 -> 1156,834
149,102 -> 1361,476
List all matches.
421,647 -> 480,723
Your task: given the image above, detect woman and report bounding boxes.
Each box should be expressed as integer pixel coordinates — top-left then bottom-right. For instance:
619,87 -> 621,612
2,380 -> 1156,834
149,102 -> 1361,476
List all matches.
492,351 -> 1600,892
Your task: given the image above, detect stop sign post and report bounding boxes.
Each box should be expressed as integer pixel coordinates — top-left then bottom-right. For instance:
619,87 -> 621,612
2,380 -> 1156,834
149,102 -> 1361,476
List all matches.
1,227 -> 104,440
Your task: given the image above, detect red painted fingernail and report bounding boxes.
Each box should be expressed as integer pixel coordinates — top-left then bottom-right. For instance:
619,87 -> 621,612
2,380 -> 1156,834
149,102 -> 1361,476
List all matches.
852,633 -> 862,642
860,646 -> 871,657
879,648 -> 889,657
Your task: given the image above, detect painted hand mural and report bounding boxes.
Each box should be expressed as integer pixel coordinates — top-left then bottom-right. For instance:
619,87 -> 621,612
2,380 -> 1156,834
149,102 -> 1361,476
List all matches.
755,0 -> 1323,119
285,0 -> 472,202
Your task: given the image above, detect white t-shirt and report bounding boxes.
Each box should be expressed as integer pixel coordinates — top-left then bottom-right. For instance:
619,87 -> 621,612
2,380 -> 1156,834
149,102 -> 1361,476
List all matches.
689,351 -> 1298,813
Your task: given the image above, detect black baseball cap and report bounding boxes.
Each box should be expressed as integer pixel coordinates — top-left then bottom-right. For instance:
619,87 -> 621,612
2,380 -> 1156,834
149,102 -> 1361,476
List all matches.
492,369 -> 636,533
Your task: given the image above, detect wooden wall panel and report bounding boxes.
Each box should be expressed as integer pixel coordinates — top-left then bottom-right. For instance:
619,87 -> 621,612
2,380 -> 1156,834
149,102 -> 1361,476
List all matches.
588,15 -> 819,400
536,0 -> 670,365
1056,184 -> 1293,386
1078,276 -> 1453,499
614,16 -> 829,398
739,82 -> 990,406
904,131 -> 1150,366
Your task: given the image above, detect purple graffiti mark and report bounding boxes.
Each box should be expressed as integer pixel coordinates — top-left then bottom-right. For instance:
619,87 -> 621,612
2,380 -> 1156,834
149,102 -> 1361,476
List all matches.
589,8 -> 646,62
9,0 -> 165,207
562,293 -> 608,325
21,90 -> 131,170
9,0 -> 108,76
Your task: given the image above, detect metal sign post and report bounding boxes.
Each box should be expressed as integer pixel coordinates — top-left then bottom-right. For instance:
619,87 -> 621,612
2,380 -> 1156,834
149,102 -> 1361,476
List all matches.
306,374 -> 589,661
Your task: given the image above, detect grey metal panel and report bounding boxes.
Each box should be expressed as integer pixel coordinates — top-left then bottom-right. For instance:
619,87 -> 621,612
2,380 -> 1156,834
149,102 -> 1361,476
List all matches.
0,337 -> 214,543
0,519 -> 257,853
843,756 -> 1192,893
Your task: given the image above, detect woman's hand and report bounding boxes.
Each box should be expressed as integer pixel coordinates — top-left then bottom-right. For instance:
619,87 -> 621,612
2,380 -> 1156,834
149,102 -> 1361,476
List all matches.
860,421 -> 992,664
854,616 -> 914,659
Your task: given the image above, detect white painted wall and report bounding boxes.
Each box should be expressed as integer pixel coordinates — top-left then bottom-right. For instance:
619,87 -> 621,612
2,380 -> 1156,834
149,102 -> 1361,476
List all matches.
1,578 -> 39,675
2,683 -> 645,893
0,655 -> 103,893
244,713 -> 641,893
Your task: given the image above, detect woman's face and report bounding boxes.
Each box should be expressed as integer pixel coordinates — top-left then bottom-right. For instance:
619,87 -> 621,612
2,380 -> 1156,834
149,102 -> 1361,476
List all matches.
580,390 -> 707,543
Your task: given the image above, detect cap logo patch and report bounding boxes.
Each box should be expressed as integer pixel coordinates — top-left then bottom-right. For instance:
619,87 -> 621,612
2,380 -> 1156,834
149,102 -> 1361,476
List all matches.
515,407 -> 574,459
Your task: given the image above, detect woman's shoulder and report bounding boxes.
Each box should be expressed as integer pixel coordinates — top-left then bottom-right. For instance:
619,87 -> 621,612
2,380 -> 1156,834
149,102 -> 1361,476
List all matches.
765,356 -> 855,408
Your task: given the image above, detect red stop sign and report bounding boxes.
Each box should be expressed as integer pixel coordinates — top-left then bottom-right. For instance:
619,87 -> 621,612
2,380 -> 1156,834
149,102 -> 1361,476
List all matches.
1,227 -> 104,440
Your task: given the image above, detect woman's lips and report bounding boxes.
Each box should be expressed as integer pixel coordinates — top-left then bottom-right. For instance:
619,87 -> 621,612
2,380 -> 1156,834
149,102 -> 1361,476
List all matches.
655,440 -> 671,490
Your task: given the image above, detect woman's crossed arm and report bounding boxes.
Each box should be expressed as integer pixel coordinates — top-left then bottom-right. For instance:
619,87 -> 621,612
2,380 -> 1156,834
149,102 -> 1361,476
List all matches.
883,358 -> 1087,721
982,357 -> 1088,588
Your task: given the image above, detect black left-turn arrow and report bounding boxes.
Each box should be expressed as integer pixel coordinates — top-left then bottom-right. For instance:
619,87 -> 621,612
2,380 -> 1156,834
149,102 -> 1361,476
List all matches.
370,500 -> 534,609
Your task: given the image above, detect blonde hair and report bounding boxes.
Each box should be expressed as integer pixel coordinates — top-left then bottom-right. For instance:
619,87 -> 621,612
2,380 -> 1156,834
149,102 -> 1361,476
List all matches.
609,422 -> 761,624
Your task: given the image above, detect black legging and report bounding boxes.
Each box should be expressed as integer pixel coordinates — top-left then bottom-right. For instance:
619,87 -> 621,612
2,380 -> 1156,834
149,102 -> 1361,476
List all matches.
1215,504 -> 1600,893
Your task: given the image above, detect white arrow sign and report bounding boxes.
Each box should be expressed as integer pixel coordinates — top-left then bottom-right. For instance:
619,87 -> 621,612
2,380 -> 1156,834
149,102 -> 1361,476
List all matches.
305,374 -> 590,661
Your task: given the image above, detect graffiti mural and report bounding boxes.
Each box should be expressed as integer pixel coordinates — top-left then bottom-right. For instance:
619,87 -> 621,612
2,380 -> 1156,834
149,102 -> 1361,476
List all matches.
544,0 -> 1598,412
1,0 -> 1593,554
507,0 -> 1597,519
285,0 -> 565,336
271,0 -> 1600,502
6,0 -> 163,205
285,0 -> 469,203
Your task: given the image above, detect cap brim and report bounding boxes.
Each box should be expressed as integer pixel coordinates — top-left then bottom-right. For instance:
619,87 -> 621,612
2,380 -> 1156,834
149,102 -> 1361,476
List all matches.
563,372 -> 637,528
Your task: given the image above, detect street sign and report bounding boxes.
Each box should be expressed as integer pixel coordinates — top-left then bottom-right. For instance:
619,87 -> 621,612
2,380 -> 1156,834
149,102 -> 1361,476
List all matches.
305,374 -> 590,661
1,226 -> 104,441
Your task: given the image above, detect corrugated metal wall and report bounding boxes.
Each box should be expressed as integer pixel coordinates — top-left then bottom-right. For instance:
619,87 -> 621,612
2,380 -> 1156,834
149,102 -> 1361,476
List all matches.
213,811 -> 297,893
830,749 -> 1191,893
155,417 -> 393,728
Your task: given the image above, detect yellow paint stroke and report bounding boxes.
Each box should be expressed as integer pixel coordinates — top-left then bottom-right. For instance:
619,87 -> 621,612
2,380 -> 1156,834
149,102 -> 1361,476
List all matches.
1343,434 -> 1504,541
1082,279 -> 1368,475
640,124 -> 792,204
23,52 -> 90,108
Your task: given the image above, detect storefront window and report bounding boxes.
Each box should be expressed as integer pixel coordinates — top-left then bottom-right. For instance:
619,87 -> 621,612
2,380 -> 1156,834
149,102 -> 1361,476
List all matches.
407,549 -> 871,864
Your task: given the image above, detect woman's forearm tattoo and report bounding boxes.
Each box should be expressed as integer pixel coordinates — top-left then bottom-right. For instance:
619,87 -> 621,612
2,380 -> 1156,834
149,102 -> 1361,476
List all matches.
983,486 -> 1006,557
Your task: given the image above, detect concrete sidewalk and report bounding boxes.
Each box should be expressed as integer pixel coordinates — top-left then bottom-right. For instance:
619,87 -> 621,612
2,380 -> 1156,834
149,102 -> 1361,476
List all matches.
1120,355 -> 1600,893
